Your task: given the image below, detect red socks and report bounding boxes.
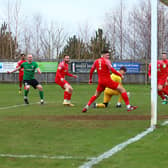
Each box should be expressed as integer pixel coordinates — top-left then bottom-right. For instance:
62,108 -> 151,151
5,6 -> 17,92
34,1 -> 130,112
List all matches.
19,82 -> 22,89
88,95 -> 97,106
67,92 -> 72,101
121,92 -> 130,105
162,87 -> 168,97
64,91 -> 72,100
158,90 -> 165,100
64,91 -> 69,100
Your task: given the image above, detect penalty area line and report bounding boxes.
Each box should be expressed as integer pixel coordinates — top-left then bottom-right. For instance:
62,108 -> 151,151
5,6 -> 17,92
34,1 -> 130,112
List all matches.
79,121 -> 168,168
0,153 -> 95,160
79,127 -> 155,168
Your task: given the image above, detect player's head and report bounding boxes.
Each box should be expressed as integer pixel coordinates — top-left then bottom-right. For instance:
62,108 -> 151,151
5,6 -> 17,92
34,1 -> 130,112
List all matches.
101,50 -> 110,59
119,66 -> 127,75
20,53 -> 25,60
162,52 -> 167,60
27,54 -> 33,63
64,55 -> 70,63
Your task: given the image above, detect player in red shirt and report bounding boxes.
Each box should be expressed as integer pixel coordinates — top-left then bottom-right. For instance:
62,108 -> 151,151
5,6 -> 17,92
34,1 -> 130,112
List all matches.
82,50 -> 137,112
148,52 -> 168,104
55,55 -> 77,106
16,53 -> 26,94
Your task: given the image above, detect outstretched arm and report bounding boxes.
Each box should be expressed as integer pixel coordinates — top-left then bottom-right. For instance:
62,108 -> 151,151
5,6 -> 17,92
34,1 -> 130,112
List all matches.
7,67 -> 20,74
66,72 -> 77,78
89,62 -> 96,84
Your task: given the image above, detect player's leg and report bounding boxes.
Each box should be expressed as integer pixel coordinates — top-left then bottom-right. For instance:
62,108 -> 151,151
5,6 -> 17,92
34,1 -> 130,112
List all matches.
56,79 -> 74,106
116,94 -> 123,108
95,89 -> 112,108
31,79 -> 44,104
162,84 -> 168,100
106,80 -> 137,111
158,84 -> 167,104
36,84 -> 44,104
82,84 -> 104,112
23,80 -> 30,104
19,75 -> 23,94
116,84 -> 137,111
63,82 -> 74,106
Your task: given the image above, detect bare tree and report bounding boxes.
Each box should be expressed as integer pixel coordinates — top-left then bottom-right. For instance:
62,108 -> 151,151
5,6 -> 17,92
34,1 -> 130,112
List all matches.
77,22 -> 93,58
4,0 -> 22,58
104,0 -> 126,60
31,14 -> 43,58
40,22 -> 67,59
158,3 -> 168,56
104,12 -> 117,60
22,23 -> 32,54
13,0 -> 22,57
7,0 -> 13,59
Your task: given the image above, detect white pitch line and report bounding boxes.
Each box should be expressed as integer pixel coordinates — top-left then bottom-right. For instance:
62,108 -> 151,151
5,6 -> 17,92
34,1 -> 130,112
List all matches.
161,120 -> 168,126
0,101 -> 58,110
0,102 -> 39,110
79,127 -> 155,168
0,153 -> 95,160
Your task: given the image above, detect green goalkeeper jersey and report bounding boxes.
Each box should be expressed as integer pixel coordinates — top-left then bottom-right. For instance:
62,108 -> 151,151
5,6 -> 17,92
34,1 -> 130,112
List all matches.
21,62 -> 38,80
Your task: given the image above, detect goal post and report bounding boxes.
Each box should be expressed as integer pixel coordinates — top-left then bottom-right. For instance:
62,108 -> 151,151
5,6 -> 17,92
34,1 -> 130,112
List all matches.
150,0 -> 158,127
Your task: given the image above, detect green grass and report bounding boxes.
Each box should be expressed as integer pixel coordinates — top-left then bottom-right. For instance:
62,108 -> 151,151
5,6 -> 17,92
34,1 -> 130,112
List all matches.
0,83 -> 167,168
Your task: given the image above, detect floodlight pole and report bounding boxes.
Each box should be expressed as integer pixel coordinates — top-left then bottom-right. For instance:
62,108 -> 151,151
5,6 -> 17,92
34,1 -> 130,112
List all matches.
150,0 -> 158,127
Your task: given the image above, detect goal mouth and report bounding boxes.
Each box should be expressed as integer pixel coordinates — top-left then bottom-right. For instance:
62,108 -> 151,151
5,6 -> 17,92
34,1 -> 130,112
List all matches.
160,0 -> 168,6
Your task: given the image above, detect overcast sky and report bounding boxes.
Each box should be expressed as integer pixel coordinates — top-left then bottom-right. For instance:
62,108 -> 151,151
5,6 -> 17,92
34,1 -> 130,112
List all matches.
0,0 -> 140,33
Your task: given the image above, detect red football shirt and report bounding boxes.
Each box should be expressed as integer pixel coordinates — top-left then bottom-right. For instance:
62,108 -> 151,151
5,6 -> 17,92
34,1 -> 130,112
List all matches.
55,61 -> 74,81
89,57 -> 121,83
158,59 -> 168,79
148,60 -> 168,79
16,60 -> 26,76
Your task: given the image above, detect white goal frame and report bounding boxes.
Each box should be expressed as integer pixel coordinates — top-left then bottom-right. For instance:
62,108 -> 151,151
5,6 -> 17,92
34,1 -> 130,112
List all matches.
150,0 -> 158,126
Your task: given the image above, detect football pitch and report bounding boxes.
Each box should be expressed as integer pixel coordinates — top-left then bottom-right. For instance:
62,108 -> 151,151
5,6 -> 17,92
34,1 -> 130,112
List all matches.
0,83 -> 168,168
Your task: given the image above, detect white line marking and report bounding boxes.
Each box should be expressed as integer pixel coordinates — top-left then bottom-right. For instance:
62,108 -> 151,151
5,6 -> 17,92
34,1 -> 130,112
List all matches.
161,120 -> 168,126
0,101 -> 57,110
0,153 -> 95,160
79,127 -> 155,168
0,103 -> 38,110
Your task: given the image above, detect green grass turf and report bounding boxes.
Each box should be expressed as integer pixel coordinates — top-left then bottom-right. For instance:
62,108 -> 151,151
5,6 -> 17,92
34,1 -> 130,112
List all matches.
0,83 -> 167,168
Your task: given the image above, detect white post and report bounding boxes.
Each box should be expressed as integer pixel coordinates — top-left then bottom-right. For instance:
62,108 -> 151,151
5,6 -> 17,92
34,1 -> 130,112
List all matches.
150,0 -> 158,127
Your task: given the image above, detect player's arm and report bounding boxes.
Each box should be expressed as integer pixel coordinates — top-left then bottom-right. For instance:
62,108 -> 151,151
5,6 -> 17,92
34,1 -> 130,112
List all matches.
37,68 -> 41,74
66,71 -> 77,78
89,61 -> 96,84
7,66 -> 20,74
148,63 -> 151,79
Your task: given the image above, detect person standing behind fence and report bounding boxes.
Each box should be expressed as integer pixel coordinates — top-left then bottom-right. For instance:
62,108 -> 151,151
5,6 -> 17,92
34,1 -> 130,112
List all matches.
16,53 -> 26,94
55,55 -> 77,106
8,54 -> 44,105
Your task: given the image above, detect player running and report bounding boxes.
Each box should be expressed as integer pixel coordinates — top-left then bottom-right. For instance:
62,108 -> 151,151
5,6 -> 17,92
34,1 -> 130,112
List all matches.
148,52 -> 168,104
8,54 -> 44,104
16,53 -> 26,94
55,55 -> 77,106
93,66 -> 128,108
82,50 -> 137,112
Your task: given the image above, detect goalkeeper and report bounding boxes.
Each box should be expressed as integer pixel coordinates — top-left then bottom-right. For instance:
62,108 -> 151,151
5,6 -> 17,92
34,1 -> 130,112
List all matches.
93,66 -> 127,108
